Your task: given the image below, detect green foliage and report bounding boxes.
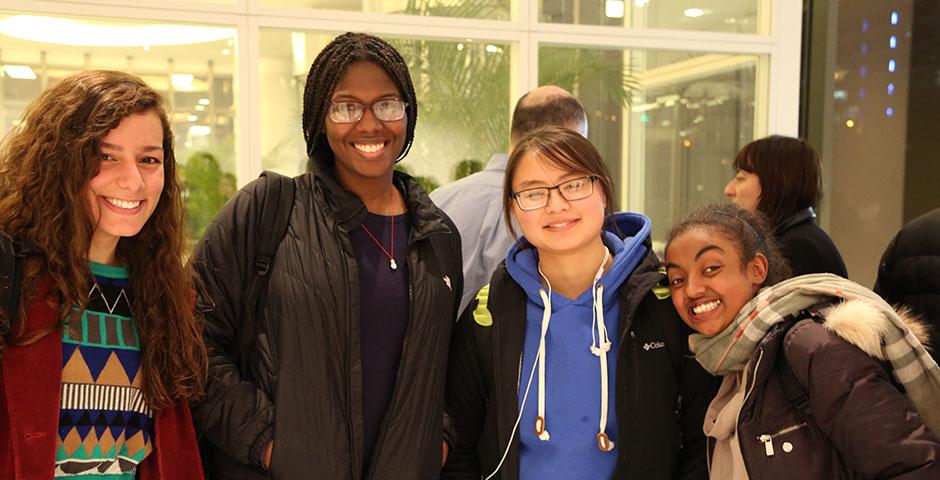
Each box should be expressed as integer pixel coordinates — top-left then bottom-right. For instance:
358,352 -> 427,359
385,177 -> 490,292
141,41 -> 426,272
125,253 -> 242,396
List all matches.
388,35 -> 511,170
539,47 -> 641,109
453,158 -> 484,180
414,175 -> 440,193
182,151 -> 230,240
399,0 -> 510,21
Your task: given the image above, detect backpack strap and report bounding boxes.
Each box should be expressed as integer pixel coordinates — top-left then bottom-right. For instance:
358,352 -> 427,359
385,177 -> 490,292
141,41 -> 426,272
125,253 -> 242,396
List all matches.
776,333 -> 813,417
0,233 -> 39,340
236,171 -> 295,374
774,304 -> 834,418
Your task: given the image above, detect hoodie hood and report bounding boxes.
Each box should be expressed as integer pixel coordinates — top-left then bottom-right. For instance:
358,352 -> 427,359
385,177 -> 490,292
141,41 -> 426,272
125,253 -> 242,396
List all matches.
506,212 -> 652,308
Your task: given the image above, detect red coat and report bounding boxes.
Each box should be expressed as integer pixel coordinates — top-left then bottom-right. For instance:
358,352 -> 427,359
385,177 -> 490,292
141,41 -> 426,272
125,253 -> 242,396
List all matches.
0,280 -> 204,479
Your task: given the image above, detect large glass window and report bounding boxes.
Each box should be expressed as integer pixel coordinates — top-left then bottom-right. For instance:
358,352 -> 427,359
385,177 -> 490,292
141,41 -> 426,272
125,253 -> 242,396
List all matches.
540,46 -> 762,244
261,0 -> 512,20
0,1 -> 799,252
539,0 -> 771,34
259,29 -> 512,191
803,0 -> 938,286
0,13 -> 237,241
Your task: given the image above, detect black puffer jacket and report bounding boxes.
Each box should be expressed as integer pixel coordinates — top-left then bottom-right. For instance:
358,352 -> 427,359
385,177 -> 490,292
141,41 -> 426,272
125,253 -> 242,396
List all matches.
442,252 -> 719,480
717,301 -> 940,479
876,207 -> 940,364
192,159 -> 462,480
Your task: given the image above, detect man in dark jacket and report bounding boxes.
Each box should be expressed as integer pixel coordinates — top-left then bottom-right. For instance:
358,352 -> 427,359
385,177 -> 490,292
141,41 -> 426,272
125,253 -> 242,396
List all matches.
876,207 -> 940,363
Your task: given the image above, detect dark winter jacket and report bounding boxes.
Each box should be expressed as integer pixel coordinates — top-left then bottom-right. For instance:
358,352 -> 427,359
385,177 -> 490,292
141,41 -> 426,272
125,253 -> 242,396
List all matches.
442,250 -> 719,480
192,159 -> 463,480
875,207 -> 940,364
721,300 -> 940,479
775,208 -> 847,278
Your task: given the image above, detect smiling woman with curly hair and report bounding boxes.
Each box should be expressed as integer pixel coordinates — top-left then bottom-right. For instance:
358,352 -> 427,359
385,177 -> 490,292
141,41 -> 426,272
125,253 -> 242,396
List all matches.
0,70 -> 206,479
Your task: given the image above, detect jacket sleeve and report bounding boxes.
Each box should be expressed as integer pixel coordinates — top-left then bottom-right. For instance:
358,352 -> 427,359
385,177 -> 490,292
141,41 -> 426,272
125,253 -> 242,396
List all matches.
441,308 -> 487,479
786,321 -> 940,478
675,326 -> 721,480
191,178 -> 276,469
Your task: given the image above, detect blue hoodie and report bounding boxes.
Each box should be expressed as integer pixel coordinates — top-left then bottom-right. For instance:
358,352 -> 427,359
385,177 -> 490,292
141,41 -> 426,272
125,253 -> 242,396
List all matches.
506,212 -> 652,480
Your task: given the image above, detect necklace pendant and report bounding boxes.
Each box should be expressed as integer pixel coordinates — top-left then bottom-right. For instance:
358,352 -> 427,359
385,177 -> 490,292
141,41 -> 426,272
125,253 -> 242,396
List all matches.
390,258 -> 398,270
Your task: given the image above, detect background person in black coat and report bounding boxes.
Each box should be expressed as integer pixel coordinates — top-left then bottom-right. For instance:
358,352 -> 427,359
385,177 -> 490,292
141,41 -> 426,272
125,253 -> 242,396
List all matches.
723,135 -> 848,277
876,206 -> 940,364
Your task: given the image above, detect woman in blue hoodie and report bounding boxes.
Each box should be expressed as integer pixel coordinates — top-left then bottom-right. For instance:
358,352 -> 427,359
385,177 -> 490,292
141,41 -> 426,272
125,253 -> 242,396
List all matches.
443,126 -> 718,480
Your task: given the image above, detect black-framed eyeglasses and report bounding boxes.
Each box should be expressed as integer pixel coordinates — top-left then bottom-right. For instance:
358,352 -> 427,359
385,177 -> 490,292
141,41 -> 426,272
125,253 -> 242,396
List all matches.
327,99 -> 408,123
511,175 -> 598,211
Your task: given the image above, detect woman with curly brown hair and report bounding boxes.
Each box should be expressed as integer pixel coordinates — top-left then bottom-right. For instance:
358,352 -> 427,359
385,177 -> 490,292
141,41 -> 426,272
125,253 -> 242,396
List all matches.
0,70 -> 206,479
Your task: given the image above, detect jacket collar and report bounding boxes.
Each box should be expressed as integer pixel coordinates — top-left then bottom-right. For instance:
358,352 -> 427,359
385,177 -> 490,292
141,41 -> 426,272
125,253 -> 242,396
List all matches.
310,156 -> 454,243
774,207 -> 816,235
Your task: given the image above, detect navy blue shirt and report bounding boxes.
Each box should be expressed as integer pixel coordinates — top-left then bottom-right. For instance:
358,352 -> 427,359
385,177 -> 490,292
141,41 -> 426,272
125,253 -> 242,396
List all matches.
348,211 -> 410,473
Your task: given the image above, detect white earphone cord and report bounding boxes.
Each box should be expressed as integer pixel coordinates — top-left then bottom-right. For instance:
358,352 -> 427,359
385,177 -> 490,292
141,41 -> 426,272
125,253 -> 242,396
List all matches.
483,286 -> 550,480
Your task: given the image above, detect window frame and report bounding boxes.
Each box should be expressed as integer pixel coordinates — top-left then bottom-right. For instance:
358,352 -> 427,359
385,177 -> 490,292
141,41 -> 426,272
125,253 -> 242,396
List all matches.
4,0 -> 802,198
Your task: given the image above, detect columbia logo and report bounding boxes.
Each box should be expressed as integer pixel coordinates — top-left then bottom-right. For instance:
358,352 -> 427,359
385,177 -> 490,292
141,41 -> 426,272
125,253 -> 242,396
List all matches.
643,341 -> 665,351
443,275 -> 452,291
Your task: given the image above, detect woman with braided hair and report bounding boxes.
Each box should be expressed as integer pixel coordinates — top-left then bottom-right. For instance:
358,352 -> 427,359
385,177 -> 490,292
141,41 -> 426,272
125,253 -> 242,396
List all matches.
0,70 -> 206,478
192,32 -> 463,479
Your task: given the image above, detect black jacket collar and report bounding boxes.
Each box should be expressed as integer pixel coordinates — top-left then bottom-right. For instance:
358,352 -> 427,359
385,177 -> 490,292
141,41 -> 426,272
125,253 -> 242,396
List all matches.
775,207 -> 817,235
309,156 -> 453,243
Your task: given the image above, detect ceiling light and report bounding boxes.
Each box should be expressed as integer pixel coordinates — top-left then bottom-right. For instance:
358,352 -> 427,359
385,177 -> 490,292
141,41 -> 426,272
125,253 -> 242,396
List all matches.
2,65 -> 37,80
605,0 -> 625,18
188,125 -> 212,137
684,8 -> 705,18
198,98 -> 210,106
171,74 -> 194,91
0,15 -> 233,47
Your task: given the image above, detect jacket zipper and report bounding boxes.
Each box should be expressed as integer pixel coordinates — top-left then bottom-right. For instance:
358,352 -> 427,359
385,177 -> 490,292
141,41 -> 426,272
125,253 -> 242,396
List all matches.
364,240 -> 417,478
735,347 -> 764,478
757,422 -> 808,456
516,353 -> 523,393
340,248 -> 359,480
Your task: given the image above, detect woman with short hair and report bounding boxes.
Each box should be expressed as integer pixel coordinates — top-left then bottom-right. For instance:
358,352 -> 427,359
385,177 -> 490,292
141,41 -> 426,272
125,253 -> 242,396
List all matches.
724,135 -> 848,277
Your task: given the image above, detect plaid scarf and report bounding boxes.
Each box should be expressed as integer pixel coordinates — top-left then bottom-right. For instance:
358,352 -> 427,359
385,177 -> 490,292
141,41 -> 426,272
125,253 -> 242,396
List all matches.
689,273 -> 940,435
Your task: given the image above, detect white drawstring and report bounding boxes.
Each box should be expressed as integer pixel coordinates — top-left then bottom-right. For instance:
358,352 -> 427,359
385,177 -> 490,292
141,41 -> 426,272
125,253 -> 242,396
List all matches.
589,248 -> 615,452
484,246 -> 614,479
534,262 -> 554,442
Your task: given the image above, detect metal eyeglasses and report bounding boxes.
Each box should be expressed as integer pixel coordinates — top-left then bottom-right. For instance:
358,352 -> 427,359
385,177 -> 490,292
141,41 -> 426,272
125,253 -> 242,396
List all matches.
327,99 -> 408,123
511,175 -> 598,211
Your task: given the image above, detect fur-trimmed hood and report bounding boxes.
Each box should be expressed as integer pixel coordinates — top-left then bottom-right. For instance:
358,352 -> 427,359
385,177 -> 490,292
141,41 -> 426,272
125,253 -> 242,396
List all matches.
823,299 -> 932,361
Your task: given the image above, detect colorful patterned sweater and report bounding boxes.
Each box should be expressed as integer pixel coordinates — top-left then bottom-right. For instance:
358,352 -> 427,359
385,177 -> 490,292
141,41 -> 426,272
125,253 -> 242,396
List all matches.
55,262 -> 153,478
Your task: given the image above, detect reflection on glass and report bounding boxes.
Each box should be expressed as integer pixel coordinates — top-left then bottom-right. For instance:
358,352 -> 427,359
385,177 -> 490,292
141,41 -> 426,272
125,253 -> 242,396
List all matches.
262,0 -> 511,21
539,0 -> 769,34
258,29 -> 511,191
0,13 -> 237,241
540,46 -> 760,244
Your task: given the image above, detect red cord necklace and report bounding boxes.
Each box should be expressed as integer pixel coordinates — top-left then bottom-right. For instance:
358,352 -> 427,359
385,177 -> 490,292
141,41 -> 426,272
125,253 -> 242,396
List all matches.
360,214 -> 397,270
